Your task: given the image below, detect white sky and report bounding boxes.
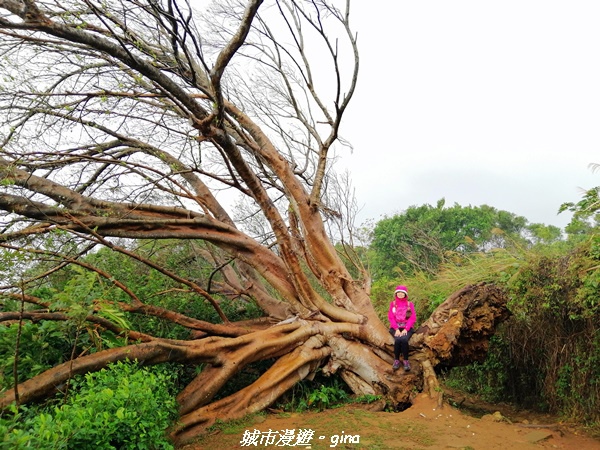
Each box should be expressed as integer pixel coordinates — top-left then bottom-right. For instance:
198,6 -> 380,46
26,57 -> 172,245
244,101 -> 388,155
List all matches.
339,1 -> 600,229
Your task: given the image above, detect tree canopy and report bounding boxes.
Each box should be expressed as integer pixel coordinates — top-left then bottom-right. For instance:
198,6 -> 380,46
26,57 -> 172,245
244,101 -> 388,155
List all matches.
369,199 -> 533,277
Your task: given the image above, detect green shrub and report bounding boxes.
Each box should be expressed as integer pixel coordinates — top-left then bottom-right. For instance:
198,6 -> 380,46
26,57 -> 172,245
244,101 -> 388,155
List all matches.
275,375 -> 350,412
0,361 -> 178,449
441,334 -> 512,403
0,321 -> 71,390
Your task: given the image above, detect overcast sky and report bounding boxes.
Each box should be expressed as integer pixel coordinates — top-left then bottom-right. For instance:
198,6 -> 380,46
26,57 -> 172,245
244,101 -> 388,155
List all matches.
338,1 -> 600,229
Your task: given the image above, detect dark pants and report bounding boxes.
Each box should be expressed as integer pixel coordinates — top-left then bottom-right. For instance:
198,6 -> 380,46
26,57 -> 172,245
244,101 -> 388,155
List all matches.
389,327 -> 414,361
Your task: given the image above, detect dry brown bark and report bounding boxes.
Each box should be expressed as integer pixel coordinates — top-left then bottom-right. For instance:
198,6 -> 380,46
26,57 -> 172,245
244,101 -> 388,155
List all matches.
0,282 -> 509,444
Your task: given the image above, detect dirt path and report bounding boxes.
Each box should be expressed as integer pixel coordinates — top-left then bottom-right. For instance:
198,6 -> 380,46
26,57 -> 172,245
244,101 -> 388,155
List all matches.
182,392 -> 599,450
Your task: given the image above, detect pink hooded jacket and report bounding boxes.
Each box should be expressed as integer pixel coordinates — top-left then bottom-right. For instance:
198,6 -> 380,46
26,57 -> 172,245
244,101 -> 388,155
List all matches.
388,285 -> 416,331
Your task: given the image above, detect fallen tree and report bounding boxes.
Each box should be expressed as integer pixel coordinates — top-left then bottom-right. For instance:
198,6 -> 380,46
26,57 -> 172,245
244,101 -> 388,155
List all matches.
0,279 -> 508,443
0,0 -> 509,445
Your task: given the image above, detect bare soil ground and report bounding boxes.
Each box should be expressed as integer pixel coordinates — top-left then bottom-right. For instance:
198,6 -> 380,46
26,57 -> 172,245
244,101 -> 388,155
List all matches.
181,388 -> 600,450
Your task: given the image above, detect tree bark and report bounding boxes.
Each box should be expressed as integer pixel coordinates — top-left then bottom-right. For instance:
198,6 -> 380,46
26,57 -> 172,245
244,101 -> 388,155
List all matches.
0,282 -> 508,444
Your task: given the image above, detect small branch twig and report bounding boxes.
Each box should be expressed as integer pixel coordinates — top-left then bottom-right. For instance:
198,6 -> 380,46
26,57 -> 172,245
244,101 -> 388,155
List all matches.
13,279 -> 26,408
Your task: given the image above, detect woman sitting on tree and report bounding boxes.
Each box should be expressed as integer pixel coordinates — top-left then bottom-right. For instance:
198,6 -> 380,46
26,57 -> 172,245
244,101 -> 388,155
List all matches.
388,285 -> 416,371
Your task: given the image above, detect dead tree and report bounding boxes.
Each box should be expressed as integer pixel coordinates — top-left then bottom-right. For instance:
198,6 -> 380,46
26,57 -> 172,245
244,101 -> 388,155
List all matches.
0,0 -> 509,444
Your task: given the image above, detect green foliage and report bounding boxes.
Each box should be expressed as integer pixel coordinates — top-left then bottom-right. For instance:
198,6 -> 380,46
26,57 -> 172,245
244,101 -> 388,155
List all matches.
275,375 -> 350,412
370,245 -> 526,324
560,186 -> 600,234
368,198 -> 599,427
352,394 -> 382,404
0,321 -> 71,390
431,247 -> 525,298
50,266 -> 130,331
370,199 -> 529,278
509,238 -> 600,319
1,237 -> 265,427
0,268 -> 133,393
527,222 -> 564,246
441,334 -> 512,403
0,361 -> 178,449
8,240 -> 263,346
334,242 -> 369,282
442,238 -> 600,424
304,383 -> 349,411
78,242 -> 263,341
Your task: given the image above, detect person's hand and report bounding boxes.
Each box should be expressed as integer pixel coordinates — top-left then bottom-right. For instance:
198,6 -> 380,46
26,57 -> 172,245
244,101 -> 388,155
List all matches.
394,329 -> 407,337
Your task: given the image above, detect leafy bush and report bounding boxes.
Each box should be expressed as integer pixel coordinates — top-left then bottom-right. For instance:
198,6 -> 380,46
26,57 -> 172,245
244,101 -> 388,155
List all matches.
0,361 -> 178,449
275,375 -> 350,412
0,321 -> 71,391
441,334 -> 512,403
295,383 -> 349,412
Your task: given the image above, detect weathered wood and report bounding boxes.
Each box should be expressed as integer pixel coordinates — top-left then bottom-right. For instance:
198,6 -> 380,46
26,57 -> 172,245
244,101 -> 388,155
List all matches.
412,283 -> 510,366
0,282 -> 509,445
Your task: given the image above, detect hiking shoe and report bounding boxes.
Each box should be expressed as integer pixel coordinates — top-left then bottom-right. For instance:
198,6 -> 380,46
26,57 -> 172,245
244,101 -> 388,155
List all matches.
403,360 -> 411,371
392,360 -> 401,370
